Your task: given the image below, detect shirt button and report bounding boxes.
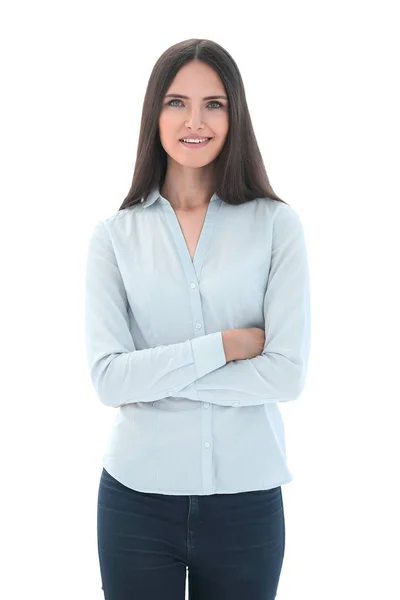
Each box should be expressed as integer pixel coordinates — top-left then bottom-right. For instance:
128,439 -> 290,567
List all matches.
195,323 -> 202,329
190,282 -> 196,289
204,442 -> 211,448
203,403 -> 210,409
233,401 -> 240,407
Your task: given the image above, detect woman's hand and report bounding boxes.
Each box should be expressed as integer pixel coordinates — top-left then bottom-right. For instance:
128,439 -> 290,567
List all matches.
222,328 -> 265,362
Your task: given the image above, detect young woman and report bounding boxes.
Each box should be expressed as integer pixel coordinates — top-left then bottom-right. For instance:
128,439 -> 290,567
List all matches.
85,38 -> 311,600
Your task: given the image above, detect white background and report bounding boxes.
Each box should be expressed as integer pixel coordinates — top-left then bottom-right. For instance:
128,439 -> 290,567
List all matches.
1,1 -> 399,599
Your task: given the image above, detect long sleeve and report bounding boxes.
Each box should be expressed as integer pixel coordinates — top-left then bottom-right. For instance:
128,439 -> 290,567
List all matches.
84,220 -> 227,408
171,204 -> 311,407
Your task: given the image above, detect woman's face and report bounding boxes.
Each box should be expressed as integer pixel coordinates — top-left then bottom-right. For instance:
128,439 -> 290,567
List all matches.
158,60 -> 229,168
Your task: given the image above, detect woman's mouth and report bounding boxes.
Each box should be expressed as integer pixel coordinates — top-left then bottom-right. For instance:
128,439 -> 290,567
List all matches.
179,137 -> 212,149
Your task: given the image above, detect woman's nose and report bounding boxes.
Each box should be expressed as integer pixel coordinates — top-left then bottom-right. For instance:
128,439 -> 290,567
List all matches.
185,109 -> 204,129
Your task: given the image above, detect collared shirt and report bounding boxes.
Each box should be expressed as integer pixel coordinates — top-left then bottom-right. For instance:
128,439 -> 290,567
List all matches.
84,186 -> 311,495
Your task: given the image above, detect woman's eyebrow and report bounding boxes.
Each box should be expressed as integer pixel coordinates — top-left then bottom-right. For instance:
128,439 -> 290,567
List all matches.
164,93 -> 228,100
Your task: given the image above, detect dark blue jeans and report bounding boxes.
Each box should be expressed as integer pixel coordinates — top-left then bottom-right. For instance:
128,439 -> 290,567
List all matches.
97,468 -> 285,599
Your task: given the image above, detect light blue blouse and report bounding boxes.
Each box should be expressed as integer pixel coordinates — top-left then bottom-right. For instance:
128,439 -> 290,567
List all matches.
84,186 -> 311,495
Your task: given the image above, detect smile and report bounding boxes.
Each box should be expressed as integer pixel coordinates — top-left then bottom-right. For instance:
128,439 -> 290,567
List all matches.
179,138 -> 212,149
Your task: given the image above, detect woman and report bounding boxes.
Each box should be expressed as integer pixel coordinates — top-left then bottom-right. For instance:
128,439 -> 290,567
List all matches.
85,38 -> 311,600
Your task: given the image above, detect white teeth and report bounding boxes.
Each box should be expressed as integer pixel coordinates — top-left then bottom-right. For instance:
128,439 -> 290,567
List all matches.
181,138 -> 210,143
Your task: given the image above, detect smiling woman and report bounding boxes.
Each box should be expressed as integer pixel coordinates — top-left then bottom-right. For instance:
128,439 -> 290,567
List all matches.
87,37 -> 310,600
156,59 -> 231,203
118,38 -> 287,211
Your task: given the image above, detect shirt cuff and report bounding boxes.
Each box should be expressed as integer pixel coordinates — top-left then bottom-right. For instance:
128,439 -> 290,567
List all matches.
190,331 -> 227,379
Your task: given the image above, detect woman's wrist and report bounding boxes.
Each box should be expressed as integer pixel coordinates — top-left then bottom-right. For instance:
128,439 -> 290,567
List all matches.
222,329 -> 237,362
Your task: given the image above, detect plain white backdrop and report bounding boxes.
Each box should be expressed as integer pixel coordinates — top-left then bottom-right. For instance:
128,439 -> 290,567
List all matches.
1,1 -> 399,599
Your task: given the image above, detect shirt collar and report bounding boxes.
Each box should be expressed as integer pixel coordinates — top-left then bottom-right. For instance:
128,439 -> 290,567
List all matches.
141,186 -> 221,208
140,187 -> 161,208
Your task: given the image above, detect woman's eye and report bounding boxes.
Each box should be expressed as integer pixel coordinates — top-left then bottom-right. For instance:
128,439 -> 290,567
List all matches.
167,99 -> 223,109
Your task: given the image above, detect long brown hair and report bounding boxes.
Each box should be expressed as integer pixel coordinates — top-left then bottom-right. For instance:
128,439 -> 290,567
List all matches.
119,38 -> 288,210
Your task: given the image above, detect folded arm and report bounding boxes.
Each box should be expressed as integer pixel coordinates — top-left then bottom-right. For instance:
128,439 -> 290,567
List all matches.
84,220 -> 227,408
171,204 -> 311,407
